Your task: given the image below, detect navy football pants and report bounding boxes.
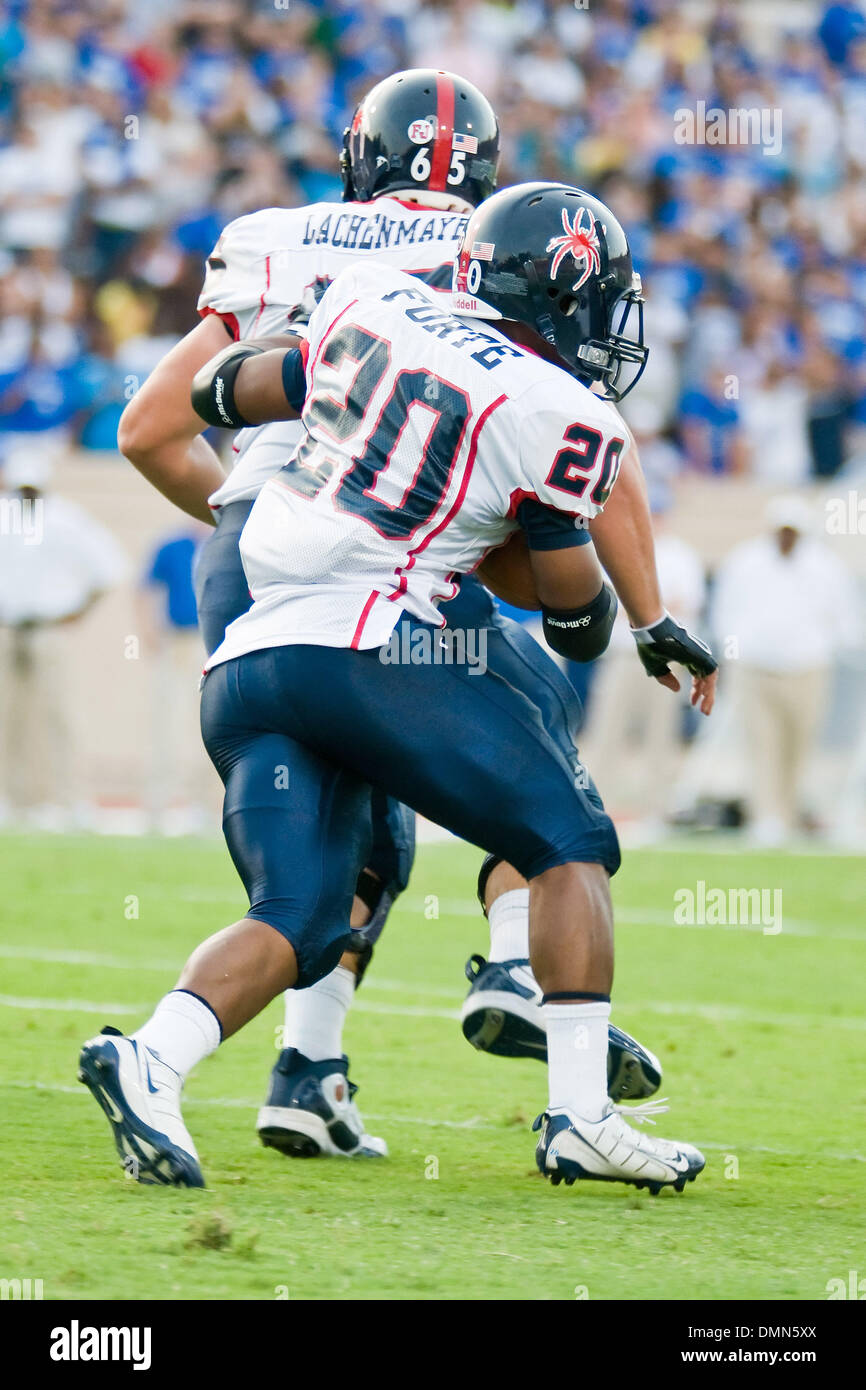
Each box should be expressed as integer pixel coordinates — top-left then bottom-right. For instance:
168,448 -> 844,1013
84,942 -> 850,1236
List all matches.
200,631 -> 620,988
194,502 -> 414,906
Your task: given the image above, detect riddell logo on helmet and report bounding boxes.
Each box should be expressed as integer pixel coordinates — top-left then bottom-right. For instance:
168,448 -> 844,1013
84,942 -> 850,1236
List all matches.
546,207 -> 602,291
452,292 -> 482,312
408,118 -> 436,144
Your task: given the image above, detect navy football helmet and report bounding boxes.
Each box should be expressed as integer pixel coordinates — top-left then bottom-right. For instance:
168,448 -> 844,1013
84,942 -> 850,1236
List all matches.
340,68 -> 499,208
452,182 -> 648,401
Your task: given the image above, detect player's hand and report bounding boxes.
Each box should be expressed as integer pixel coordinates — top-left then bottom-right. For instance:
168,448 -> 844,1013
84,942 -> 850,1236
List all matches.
631,612 -> 718,716
654,667 -> 718,715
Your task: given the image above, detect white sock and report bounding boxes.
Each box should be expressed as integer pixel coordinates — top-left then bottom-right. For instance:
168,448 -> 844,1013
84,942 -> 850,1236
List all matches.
488,889 -> 530,961
282,964 -> 354,1062
132,990 -> 221,1082
544,1000 -> 611,1122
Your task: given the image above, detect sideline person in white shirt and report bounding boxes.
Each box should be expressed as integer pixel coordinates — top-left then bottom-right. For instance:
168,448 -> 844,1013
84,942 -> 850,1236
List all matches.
0,449 -> 127,827
712,493 -> 861,845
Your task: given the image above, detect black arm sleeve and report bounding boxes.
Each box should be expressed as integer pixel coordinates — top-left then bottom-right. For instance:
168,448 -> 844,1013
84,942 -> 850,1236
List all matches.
190,342 -> 264,429
517,499 -> 592,551
541,584 -> 618,662
280,347 -> 308,413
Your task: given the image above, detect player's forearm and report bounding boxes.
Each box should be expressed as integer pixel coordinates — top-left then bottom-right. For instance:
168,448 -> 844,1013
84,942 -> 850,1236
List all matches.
588,443 -> 663,629
125,434 -> 225,525
117,316 -> 235,522
191,338 -> 305,429
232,347 -> 304,425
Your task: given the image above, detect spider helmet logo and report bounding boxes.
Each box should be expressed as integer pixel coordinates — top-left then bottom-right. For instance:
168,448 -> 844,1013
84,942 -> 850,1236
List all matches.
546,207 -> 602,291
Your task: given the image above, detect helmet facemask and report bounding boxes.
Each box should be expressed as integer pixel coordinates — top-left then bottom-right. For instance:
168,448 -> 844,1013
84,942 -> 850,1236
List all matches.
573,274 -> 648,402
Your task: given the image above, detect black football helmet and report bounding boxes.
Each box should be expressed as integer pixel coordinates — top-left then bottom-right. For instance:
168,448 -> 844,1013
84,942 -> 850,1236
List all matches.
452,182 -> 648,401
340,68 -> 499,208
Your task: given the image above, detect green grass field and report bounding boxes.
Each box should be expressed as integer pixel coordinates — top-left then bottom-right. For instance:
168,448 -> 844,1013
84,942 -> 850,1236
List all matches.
1,832 -> 864,1301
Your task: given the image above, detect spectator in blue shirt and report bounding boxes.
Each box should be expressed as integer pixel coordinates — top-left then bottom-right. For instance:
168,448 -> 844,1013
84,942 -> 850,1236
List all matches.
818,3 -> 866,67
680,368 -> 748,476
138,525 -> 218,832
144,533 -> 200,631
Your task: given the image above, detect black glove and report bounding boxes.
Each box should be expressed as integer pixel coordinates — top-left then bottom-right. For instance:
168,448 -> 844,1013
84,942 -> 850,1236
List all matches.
631,610 -> 717,679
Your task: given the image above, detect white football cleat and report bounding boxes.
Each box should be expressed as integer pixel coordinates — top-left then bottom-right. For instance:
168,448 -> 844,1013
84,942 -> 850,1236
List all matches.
534,1104 -> 705,1194
78,1027 -> 205,1187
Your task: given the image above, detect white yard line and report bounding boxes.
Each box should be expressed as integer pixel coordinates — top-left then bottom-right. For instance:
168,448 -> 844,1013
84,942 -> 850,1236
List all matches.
8,898 -> 866,941
2,1079 -> 863,1163
394,898 -> 865,941
1,990 -> 865,1034
0,945 -> 180,971
0,945 -> 462,997
0,994 -> 143,1015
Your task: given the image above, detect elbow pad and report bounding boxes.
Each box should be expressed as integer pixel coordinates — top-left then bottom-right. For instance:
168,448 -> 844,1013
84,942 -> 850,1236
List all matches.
191,342 -> 264,429
542,584 -> 618,662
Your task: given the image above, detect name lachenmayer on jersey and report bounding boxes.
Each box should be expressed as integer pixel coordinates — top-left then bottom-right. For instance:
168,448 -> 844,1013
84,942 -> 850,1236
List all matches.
199,200 -> 471,339
299,206 -> 468,254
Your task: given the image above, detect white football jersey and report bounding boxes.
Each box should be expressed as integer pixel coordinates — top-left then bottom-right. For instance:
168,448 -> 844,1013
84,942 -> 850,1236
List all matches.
206,263 -> 628,669
197,199 -> 469,507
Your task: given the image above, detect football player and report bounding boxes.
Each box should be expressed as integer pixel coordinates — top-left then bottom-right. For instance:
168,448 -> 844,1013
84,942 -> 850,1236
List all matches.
117,70 -> 663,1159
81,182 -> 717,1192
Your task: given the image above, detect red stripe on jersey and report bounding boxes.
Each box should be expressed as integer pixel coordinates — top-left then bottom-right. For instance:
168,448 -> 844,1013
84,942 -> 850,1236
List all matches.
429,73 -> 455,193
430,573 -> 459,608
251,255 -> 272,334
199,306 -> 240,341
388,552 -> 416,601
309,299 -> 360,377
506,487 -> 584,523
298,337 -> 310,366
350,590 -> 381,649
506,487 -> 543,517
409,394 -> 508,558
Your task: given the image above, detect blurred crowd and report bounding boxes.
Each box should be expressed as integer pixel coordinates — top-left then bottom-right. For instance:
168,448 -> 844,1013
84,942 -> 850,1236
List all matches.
2,0 -> 866,485
1,0 -> 865,844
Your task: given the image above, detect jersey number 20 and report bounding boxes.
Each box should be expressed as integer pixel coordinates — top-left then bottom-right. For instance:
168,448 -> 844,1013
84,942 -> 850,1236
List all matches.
281,324 -> 472,540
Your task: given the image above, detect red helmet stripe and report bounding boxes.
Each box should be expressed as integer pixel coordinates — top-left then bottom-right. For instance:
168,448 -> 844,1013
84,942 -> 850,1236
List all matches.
429,72 -> 455,192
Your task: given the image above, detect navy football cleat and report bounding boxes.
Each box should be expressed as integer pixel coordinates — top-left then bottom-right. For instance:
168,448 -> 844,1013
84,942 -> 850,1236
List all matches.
460,955 -> 663,1100
257,1049 -> 387,1158
533,1106 -> 705,1194
78,1027 -> 205,1187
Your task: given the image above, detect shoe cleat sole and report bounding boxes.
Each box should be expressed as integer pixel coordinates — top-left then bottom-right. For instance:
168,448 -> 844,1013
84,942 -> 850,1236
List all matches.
540,1155 -> 701,1196
257,1106 -> 386,1159
461,997 -> 547,1061
259,1127 -> 323,1158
